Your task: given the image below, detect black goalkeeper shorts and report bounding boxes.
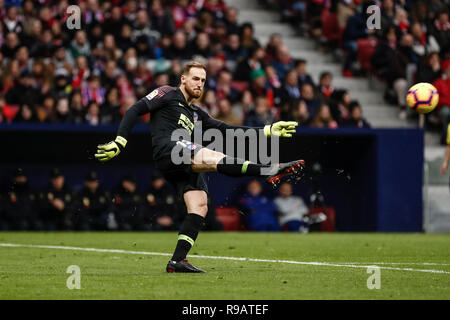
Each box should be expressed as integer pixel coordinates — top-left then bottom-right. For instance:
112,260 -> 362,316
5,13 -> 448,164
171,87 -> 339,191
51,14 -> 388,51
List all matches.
155,140 -> 208,199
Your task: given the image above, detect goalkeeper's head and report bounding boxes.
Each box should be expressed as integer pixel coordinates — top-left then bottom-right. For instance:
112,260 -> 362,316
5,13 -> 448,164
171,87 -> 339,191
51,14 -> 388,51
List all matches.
180,61 -> 207,100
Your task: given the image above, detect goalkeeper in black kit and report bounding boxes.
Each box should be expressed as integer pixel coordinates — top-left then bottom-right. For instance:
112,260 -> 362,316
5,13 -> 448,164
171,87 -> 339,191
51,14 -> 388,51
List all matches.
95,61 -> 305,273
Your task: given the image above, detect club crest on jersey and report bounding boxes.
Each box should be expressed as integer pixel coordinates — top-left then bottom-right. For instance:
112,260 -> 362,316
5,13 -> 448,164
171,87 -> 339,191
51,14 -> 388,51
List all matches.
145,89 -> 158,101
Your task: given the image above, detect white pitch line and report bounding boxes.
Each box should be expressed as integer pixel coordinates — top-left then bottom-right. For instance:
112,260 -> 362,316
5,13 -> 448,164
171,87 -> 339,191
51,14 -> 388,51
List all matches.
341,262 -> 450,266
1,243 -> 450,275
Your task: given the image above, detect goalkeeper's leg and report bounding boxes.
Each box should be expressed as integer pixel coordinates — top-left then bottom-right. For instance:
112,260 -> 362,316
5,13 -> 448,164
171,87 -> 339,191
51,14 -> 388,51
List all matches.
167,190 -> 207,273
191,148 -> 305,187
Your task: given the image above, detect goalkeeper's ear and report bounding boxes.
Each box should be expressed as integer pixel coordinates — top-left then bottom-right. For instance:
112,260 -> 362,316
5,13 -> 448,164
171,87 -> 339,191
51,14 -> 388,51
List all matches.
115,136 -> 127,149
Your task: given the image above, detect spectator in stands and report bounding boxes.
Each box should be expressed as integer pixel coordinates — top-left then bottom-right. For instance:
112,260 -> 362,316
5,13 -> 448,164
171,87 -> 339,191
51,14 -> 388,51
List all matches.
183,16 -> 198,42
215,98 -> 242,126
3,5 -> 23,35
116,23 -> 133,52
337,0 -> 358,31
3,168 -> 40,231
300,83 -> 320,116
196,11 -> 214,35
38,168 -> 73,230
274,182 -> 309,232
433,60 -> 450,144
234,44 -> 266,82
142,171 -> 179,231
192,32 -> 213,59
52,69 -> 71,99
371,24 -> 398,81
291,99 -> 310,126
198,88 -> 218,116
342,1 -> 377,77
264,33 -> 282,63
410,22 -> 440,58
15,104 -> 38,123
239,179 -> 280,231
393,7 -> 410,35
5,70 -> 40,111
71,56 -> 90,89
72,171 -> 111,230
224,6 -> 240,35
342,101 -> 371,128
69,30 -> 91,60
249,68 -> 274,107
102,33 -> 122,61
100,87 -> 122,124
244,96 -> 275,127
239,22 -> 259,52
132,9 -> 159,49
318,71 -> 335,103
54,97 -> 72,123
223,32 -> 247,62
417,52 -> 442,84
235,89 -> 254,116
279,69 -> 301,106
271,44 -> 294,80
215,69 -> 240,103
294,59 -> 315,89
310,103 -> 338,129
264,64 -> 282,106
82,75 -> 105,107
1,31 -> 20,59
330,89 -> 352,125
69,90 -> 85,124
15,46 -> 31,74
429,9 -> 450,51
150,0 -> 176,36
85,101 -> 101,126
166,30 -> 192,60
380,0 -> 396,30
111,175 -> 144,231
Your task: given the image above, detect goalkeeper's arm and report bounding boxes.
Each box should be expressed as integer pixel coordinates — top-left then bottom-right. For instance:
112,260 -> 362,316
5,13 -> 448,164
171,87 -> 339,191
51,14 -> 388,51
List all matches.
203,115 -> 298,138
95,99 -> 149,162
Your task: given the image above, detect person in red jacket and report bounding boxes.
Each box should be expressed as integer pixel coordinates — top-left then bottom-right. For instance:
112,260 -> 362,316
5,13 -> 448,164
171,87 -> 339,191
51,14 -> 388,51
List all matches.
433,60 -> 450,144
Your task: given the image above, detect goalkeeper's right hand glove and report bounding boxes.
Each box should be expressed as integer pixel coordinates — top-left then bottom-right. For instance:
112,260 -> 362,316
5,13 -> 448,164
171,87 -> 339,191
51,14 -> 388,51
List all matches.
95,136 -> 127,162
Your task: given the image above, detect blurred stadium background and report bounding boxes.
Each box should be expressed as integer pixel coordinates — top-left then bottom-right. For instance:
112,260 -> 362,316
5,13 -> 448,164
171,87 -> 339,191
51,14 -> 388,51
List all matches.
0,0 -> 449,234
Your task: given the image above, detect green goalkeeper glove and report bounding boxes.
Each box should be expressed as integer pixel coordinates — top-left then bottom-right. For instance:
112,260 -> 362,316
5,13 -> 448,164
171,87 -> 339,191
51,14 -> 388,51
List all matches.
264,121 -> 298,138
95,136 -> 127,162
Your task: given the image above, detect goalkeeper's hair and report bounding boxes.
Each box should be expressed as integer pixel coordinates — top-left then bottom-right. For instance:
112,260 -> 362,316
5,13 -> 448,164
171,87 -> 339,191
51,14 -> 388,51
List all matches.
182,61 -> 207,75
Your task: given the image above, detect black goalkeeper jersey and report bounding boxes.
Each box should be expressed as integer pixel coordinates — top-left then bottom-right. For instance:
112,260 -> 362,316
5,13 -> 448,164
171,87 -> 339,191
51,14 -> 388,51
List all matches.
117,86 -> 255,161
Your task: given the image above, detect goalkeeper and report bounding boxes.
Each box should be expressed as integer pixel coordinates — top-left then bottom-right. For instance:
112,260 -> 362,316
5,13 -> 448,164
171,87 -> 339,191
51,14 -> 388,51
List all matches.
95,61 -> 304,273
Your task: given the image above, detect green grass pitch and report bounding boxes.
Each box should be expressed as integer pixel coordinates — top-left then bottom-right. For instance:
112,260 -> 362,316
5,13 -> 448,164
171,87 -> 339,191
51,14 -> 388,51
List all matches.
0,232 -> 449,300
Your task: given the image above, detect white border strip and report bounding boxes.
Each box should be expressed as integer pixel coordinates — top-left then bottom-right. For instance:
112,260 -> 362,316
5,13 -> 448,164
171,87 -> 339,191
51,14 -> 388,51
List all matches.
1,243 -> 449,275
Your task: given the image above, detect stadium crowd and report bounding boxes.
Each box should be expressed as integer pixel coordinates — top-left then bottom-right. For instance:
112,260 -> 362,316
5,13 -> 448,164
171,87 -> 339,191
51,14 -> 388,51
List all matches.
275,0 -> 450,140
0,167 -> 321,232
0,0 -> 372,131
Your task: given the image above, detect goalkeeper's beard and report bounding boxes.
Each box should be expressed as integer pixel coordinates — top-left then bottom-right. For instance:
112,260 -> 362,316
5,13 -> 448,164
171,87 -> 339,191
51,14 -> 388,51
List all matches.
185,85 -> 202,99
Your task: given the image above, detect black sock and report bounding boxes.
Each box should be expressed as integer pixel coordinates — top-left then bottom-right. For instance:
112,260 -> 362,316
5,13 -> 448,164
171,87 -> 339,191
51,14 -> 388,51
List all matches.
171,213 -> 205,262
216,156 -> 275,177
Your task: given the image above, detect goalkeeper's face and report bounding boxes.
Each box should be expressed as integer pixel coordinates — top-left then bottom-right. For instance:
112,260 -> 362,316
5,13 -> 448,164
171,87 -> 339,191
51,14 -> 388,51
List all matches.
182,67 -> 206,99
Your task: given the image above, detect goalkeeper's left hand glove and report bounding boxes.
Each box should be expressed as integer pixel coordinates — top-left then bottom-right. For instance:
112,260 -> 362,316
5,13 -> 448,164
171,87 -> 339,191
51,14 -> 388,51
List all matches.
95,136 -> 127,162
264,121 -> 298,138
